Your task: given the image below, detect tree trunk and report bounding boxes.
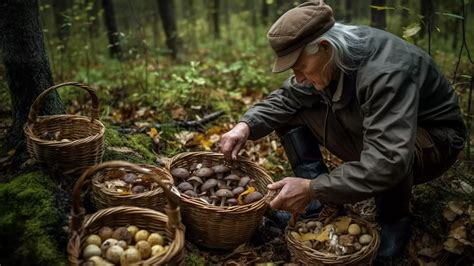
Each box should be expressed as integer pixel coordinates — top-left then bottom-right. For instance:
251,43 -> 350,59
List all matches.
0,0 -> 65,156
344,0 -> 352,22
157,0 -> 180,59
87,0 -> 100,37
51,0 -> 71,42
261,0 -> 269,25
370,0 -> 387,30
400,0 -> 409,28
420,0 -> 433,38
101,0 -> 122,59
210,0 -> 220,39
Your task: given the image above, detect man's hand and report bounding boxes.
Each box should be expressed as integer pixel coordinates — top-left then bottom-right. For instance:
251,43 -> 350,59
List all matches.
220,122 -> 250,160
267,177 -> 312,213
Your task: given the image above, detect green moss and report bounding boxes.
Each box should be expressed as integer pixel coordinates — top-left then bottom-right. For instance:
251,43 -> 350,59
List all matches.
104,126 -> 156,164
0,171 -> 66,265
185,251 -> 207,266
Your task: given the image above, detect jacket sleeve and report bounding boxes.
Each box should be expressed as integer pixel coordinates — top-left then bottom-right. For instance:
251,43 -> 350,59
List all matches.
240,77 -> 319,140
310,69 -> 419,204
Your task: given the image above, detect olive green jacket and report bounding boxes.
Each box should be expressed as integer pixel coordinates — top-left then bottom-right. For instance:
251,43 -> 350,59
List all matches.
240,26 -> 466,204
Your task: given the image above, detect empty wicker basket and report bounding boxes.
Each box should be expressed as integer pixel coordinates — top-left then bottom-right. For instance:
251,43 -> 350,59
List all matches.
23,81 -> 105,175
91,162 -> 174,212
285,214 -> 380,265
68,161 -> 185,265
168,151 -> 274,250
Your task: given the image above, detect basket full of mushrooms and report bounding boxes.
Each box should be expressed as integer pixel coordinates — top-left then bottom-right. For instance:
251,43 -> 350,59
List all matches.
286,214 -> 380,265
168,151 -> 274,249
68,161 -> 185,265
91,162 -> 173,211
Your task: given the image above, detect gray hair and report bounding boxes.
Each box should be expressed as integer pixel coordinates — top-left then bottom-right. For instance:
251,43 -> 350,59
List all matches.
304,23 -> 368,73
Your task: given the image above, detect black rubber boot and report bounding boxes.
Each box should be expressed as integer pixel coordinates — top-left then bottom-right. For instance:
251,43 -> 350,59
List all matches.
272,126 -> 329,228
375,216 -> 411,261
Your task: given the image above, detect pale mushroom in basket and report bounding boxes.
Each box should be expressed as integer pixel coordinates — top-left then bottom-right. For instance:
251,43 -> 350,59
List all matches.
232,186 -> 244,197
194,167 -> 214,179
212,164 -> 230,179
238,176 -> 252,188
177,181 -> 193,192
187,176 -> 203,192
171,167 -> 190,180
224,174 -> 240,186
201,178 -> 218,196
215,189 -> 233,207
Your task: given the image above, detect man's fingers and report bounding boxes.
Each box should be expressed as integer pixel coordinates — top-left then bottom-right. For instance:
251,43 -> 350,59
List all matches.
231,139 -> 244,160
269,194 -> 284,210
221,138 -> 236,159
267,179 -> 286,190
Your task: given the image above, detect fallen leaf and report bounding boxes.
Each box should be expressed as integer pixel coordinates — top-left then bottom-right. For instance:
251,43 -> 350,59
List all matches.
237,187 -> 256,205
447,201 -> 465,215
334,216 -> 352,234
147,127 -> 159,138
443,208 -> 458,221
444,237 -> 465,254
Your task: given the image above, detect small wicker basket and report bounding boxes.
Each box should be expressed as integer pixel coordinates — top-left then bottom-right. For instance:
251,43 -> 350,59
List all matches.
23,81 -> 105,175
68,161 -> 185,265
91,163 -> 174,212
168,151 -> 274,250
285,214 -> 380,265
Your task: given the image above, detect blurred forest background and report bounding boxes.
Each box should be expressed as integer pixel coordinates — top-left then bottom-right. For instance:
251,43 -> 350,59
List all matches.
0,0 -> 473,265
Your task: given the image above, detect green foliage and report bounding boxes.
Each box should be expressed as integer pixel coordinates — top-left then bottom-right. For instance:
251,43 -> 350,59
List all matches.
0,172 -> 65,266
104,126 -> 156,163
185,251 -> 207,266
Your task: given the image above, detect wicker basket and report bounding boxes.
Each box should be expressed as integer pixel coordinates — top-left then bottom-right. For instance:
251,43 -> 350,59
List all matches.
285,214 -> 380,265
91,163 -> 174,212
168,151 -> 274,249
23,81 -> 105,175
68,161 -> 185,265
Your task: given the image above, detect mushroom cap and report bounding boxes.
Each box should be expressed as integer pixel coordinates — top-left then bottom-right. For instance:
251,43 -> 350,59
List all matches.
215,188 -> 233,198
224,174 -> 240,182
171,167 -> 190,179
238,176 -> 251,187
200,178 -> 218,192
123,173 -> 138,184
243,191 -> 263,204
187,176 -> 203,184
177,181 -> 193,192
226,198 -> 238,206
194,167 -> 214,178
232,186 -> 245,196
183,190 -> 198,197
212,164 -> 230,174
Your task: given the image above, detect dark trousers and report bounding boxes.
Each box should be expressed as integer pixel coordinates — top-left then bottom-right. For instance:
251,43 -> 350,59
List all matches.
280,108 -> 462,223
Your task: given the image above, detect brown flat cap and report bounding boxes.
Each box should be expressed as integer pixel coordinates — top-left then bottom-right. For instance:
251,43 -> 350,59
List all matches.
267,1 -> 335,73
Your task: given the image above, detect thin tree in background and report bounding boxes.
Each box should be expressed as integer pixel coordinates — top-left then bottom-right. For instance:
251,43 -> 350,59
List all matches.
420,0 -> 433,38
344,0 -> 352,22
157,0 -> 181,59
102,0 -> 122,59
0,0 -> 64,158
261,0 -> 270,25
210,0 -> 220,39
51,0 -> 71,42
371,0 -> 387,30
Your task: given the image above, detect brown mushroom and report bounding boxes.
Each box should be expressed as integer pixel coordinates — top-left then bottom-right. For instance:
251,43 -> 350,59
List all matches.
194,167 -> 214,179
224,174 -> 240,187
184,190 -> 198,197
243,191 -> 263,204
232,186 -> 244,197
171,167 -> 190,180
212,164 -> 230,179
226,198 -> 238,206
217,179 -> 231,190
210,195 -> 219,205
177,181 -> 193,192
200,178 -> 218,196
238,176 -> 251,188
199,195 -> 211,204
215,189 -> 233,207
187,176 -> 203,192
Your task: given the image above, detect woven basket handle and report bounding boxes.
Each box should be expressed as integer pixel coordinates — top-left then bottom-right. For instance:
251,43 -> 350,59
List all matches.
71,161 -> 181,231
28,81 -> 100,123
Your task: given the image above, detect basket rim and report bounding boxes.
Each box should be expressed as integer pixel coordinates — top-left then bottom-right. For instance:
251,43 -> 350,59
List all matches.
68,205 -> 185,265
168,151 -> 275,213
24,114 -> 105,145
285,215 -> 380,261
91,164 -> 174,199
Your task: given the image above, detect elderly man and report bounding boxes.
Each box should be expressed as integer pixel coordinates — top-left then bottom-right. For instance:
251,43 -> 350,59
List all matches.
220,1 -> 466,259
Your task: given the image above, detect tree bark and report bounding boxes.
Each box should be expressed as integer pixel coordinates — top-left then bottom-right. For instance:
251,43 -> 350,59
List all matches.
101,0 -> 122,60
370,0 -> 387,30
261,0 -> 269,25
0,0 -> 65,156
157,0 -> 181,59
